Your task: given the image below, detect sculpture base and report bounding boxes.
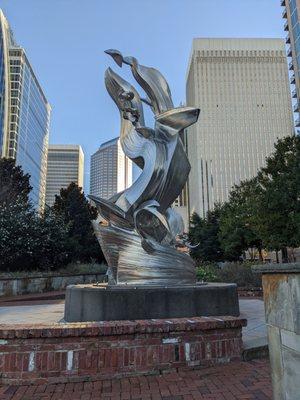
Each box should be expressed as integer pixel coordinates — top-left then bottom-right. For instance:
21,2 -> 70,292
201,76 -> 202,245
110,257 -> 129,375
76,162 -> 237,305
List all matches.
64,283 -> 239,322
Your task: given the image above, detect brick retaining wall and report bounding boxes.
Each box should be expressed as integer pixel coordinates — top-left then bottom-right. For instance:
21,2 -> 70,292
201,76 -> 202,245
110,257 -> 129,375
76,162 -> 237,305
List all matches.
0,316 -> 246,384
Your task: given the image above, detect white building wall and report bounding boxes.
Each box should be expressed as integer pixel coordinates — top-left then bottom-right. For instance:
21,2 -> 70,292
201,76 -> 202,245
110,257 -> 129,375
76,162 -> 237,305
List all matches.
90,138 -> 132,200
45,144 -> 84,206
186,38 -> 294,218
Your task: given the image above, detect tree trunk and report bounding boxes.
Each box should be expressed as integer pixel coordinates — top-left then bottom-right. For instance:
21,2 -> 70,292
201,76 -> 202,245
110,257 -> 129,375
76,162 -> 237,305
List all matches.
281,247 -> 288,264
275,250 -> 279,264
258,247 -> 263,262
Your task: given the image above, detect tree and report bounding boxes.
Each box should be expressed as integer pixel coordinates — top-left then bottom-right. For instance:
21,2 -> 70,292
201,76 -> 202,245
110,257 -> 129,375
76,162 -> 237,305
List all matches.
189,204 -> 225,263
255,136 -> 300,261
0,200 -> 37,271
219,179 -> 263,261
0,159 -> 36,271
0,160 -> 71,271
0,158 -> 32,206
32,209 -> 70,269
0,199 -> 70,271
52,182 -> 104,263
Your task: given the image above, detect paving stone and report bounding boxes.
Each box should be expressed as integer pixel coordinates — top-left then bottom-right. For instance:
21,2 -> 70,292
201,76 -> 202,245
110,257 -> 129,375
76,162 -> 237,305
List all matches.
0,359 -> 272,400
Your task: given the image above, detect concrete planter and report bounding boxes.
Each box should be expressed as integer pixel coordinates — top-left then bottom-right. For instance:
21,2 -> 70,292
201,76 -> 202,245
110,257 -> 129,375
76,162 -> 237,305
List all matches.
253,263 -> 300,400
0,272 -> 106,298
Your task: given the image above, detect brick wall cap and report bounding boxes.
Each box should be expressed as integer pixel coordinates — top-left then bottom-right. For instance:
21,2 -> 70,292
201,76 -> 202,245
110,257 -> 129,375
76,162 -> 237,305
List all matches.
0,316 -> 247,339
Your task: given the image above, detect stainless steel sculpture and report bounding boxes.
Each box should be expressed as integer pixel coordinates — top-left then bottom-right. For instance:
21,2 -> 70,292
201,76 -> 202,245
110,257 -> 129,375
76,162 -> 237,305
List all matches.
90,50 -> 200,285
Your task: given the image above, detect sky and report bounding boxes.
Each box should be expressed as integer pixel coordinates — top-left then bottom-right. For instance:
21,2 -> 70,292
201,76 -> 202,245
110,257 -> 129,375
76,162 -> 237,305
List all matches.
0,0 -> 285,192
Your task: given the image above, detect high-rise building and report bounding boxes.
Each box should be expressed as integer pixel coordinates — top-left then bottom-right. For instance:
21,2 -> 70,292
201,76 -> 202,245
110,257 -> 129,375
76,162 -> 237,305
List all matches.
281,0 -> 300,130
0,10 -> 51,209
90,137 -> 132,200
186,38 -> 294,218
45,145 -> 84,206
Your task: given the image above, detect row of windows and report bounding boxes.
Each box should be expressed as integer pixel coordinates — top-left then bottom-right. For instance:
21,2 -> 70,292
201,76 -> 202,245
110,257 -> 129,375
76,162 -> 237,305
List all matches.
195,50 -> 284,57
10,59 -> 21,66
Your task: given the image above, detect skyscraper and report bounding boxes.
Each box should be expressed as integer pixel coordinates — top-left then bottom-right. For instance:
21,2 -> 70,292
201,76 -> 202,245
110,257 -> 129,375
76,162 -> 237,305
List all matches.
186,38 -> 294,218
90,138 -> 132,200
281,0 -> 300,129
45,145 -> 84,206
0,10 -> 51,209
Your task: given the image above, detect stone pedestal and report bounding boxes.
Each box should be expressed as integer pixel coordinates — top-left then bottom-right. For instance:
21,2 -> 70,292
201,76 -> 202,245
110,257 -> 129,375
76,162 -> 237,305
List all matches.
64,282 -> 239,322
253,263 -> 300,400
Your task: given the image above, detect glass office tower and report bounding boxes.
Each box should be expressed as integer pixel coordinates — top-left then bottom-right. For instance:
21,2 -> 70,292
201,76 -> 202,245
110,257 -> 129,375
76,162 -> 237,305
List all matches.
0,10 -> 51,209
282,0 -> 300,130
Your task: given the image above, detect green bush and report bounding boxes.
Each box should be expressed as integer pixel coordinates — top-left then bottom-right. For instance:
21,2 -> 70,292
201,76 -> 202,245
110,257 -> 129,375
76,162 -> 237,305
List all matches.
61,262 -> 107,275
217,261 -> 262,288
195,261 -> 262,287
196,264 -> 218,282
0,262 -> 107,279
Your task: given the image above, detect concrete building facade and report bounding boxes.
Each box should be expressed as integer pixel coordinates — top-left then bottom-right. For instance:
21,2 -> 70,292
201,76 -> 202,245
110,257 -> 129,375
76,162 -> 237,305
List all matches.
0,10 -> 51,209
45,145 -> 84,206
282,0 -> 300,129
186,38 -> 294,218
90,138 -> 132,200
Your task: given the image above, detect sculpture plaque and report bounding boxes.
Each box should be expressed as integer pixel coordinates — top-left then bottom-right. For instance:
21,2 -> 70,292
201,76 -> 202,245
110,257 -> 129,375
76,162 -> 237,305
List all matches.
90,50 -> 200,286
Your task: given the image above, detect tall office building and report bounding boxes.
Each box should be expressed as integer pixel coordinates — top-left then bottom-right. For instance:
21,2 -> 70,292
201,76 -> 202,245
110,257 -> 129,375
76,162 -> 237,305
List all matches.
281,0 -> 300,129
187,38 -> 294,218
0,10 -> 51,209
90,137 -> 132,199
45,145 -> 84,206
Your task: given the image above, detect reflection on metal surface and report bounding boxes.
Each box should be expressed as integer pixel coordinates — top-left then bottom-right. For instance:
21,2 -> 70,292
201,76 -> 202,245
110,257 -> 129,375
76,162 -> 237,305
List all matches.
90,50 -> 200,285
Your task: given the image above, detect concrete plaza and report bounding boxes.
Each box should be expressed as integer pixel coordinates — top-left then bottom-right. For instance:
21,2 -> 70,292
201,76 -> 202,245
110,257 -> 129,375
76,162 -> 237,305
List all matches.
0,298 -> 267,349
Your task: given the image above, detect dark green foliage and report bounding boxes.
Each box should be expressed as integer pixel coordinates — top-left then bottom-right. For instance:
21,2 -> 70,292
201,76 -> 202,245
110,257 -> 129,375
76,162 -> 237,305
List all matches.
196,264 -> 218,282
189,204 -> 224,262
0,200 -> 36,270
0,201 -> 69,271
255,136 -> 300,256
189,136 -> 300,263
195,262 -> 262,288
0,158 -> 32,205
218,179 -> 263,261
0,161 -> 104,271
52,182 -> 104,263
217,262 -> 262,288
31,209 -> 70,269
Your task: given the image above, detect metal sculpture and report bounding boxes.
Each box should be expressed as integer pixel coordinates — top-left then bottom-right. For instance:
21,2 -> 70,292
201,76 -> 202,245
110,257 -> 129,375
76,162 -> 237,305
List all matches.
90,50 -> 200,285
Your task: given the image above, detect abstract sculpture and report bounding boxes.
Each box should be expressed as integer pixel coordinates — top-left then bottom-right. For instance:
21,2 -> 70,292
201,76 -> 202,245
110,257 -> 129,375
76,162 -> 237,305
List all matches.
90,50 -> 200,285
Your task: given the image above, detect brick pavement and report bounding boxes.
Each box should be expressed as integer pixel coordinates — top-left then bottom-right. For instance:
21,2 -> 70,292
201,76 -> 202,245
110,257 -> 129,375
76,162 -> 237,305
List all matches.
0,359 -> 272,400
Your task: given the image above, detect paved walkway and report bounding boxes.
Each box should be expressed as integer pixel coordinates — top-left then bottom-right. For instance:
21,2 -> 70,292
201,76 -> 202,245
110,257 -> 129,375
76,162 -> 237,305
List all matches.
0,301 -> 65,324
239,299 -> 267,349
0,359 -> 272,400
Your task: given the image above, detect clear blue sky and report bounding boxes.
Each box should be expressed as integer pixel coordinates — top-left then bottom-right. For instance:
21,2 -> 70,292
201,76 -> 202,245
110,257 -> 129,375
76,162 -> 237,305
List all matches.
1,0 -> 285,192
